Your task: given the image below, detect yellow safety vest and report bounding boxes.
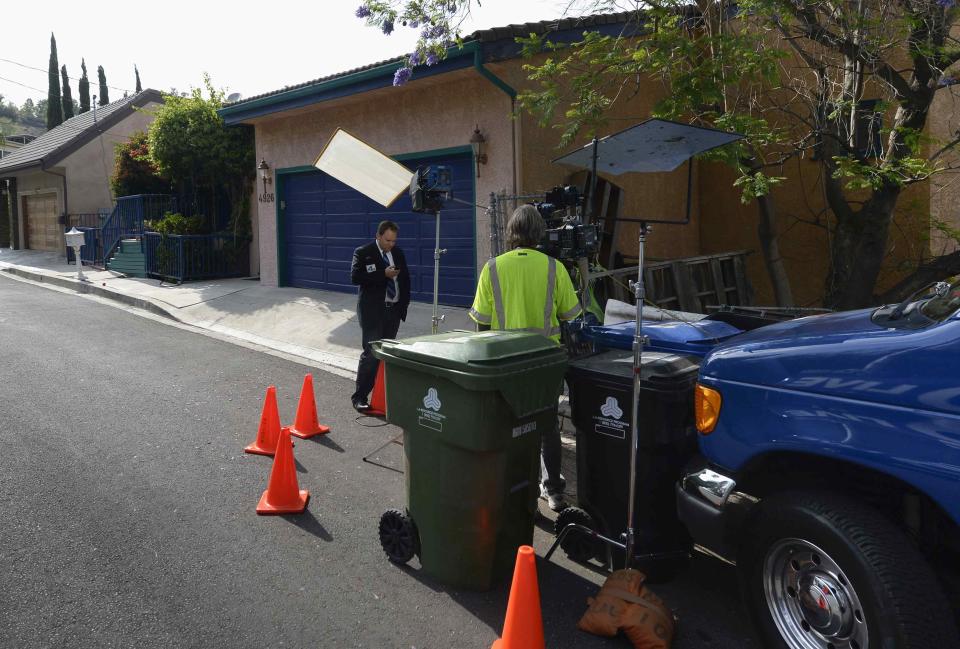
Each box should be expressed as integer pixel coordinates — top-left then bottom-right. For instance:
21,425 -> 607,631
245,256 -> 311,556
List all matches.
469,248 -> 582,342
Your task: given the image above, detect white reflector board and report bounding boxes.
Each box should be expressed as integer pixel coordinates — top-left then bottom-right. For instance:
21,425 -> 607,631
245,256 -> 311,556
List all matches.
313,129 -> 413,207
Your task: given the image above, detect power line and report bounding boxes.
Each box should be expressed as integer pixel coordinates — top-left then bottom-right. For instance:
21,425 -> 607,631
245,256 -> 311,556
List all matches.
0,56 -> 133,95
0,74 -> 47,95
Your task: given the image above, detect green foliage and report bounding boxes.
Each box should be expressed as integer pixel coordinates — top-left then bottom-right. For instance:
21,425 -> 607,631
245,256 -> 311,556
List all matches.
832,155 -> 939,191
147,75 -> 255,236
79,59 -> 90,113
60,65 -> 74,120
111,131 -> 170,197
47,33 -> 63,129
145,212 -> 203,235
97,66 -> 109,105
733,172 -> 786,203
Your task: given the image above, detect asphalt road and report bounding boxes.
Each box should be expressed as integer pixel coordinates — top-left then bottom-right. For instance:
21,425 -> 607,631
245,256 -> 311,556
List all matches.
0,275 -> 758,649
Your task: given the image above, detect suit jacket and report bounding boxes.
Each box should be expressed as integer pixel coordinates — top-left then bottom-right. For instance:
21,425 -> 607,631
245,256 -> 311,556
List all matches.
350,241 -> 412,322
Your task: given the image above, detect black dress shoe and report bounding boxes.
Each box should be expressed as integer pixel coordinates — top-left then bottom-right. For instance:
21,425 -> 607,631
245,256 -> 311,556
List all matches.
353,399 -> 371,412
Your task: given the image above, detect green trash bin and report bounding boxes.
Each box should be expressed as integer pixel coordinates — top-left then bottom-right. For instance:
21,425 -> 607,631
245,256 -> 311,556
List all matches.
372,330 -> 568,590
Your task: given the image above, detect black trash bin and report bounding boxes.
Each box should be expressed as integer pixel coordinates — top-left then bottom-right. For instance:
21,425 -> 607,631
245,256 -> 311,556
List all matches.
562,349 -> 700,580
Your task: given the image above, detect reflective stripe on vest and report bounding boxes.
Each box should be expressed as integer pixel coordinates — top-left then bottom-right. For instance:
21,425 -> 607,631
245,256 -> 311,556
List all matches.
487,253 -> 557,337
488,257 -> 507,329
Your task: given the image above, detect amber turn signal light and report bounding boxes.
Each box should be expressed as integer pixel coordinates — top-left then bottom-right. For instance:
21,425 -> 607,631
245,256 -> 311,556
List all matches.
695,383 -> 722,434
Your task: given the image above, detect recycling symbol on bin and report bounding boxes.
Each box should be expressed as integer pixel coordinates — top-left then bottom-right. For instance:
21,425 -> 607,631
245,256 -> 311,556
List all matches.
600,396 -> 624,420
423,387 -> 442,411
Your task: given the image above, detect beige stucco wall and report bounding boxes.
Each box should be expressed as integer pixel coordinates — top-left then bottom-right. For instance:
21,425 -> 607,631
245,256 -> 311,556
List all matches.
251,70 -> 515,287
59,100 -> 163,214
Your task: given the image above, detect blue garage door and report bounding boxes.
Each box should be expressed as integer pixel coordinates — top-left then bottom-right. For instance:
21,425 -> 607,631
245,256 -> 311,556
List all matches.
281,151 -> 476,306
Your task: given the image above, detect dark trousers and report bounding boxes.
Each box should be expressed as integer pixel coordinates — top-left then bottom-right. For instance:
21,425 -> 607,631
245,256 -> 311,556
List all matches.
541,419 -> 565,495
352,303 -> 402,404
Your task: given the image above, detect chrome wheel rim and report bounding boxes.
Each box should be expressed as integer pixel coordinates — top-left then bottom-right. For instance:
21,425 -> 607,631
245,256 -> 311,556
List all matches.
763,538 -> 869,649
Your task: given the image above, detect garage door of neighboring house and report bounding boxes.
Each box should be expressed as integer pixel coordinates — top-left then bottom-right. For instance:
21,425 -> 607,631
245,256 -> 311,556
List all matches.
23,193 -> 61,252
280,151 -> 476,306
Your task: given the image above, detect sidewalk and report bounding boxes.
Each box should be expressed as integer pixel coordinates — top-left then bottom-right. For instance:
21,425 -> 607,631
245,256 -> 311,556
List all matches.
0,248 -> 475,378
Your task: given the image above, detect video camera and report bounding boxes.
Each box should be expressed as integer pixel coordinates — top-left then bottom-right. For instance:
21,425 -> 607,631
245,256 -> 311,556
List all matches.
410,166 -> 453,213
533,186 -> 599,261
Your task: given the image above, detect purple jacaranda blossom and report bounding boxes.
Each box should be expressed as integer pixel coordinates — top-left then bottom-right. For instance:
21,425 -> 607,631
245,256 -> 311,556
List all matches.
355,6 -> 371,18
393,67 -> 413,86
939,75 -> 958,87
409,20 -> 420,28
937,0 -> 955,8
421,24 -> 448,39
426,53 -> 439,66
409,51 -> 422,66
382,20 -> 395,35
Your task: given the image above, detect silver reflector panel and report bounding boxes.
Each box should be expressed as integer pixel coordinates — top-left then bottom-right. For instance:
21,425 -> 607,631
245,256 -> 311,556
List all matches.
553,119 -> 743,174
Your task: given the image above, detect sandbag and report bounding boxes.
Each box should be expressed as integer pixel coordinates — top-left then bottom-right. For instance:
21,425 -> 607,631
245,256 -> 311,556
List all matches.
578,569 -> 675,649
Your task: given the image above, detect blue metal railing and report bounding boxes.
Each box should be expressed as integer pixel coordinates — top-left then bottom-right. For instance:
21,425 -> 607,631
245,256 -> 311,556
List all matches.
67,213 -> 109,228
143,233 -> 250,283
101,195 -> 177,266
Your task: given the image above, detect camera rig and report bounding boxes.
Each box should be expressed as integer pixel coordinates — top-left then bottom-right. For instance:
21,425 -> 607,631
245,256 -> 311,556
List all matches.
532,185 -> 599,262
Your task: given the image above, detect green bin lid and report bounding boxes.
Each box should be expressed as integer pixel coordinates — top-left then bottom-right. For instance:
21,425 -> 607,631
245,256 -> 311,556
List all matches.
376,330 -> 562,372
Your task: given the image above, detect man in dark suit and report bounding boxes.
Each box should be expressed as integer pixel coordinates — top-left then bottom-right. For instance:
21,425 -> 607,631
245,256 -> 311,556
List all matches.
350,220 -> 411,411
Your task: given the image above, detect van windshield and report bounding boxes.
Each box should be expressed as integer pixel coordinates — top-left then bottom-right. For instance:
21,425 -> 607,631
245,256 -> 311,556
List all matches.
920,278 -> 960,322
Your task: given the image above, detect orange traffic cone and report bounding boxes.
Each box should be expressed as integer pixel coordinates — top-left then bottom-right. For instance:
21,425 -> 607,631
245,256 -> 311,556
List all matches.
245,386 -> 282,456
367,362 -> 387,417
288,373 -> 330,439
256,426 -> 309,515
491,545 -> 545,649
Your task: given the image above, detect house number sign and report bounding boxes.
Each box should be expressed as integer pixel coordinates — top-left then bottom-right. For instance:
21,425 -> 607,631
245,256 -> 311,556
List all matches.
259,192 -> 275,203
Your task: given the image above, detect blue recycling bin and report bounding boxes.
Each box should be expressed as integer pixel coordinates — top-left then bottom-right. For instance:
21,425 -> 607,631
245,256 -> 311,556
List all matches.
583,318 -> 741,357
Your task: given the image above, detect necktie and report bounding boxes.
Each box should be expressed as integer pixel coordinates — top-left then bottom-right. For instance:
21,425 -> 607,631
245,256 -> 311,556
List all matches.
383,251 -> 397,300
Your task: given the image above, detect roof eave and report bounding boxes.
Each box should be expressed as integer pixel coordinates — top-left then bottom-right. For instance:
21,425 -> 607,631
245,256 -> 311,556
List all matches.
219,43 -> 481,125
0,160 -> 42,176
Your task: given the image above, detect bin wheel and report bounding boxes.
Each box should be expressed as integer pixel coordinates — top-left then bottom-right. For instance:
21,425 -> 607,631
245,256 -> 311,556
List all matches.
379,508 -> 420,565
554,507 -> 602,564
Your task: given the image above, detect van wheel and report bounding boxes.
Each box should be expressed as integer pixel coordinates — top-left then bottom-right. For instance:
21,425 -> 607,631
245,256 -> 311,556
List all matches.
738,490 -> 959,649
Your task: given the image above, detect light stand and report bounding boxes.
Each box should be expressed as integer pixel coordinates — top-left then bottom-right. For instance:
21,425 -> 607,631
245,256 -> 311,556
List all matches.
431,210 -> 447,334
624,220 -> 649,567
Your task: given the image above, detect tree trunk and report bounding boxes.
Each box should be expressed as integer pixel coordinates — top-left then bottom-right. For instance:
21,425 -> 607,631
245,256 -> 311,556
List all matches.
825,185 -> 899,310
756,192 -> 794,307
823,88 -> 932,310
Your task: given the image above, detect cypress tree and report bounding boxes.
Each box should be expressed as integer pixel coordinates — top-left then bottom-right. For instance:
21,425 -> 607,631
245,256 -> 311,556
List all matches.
78,59 -> 90,113
47,33 -> 63,129
60,65 -> 74,119
135,65 -> 142,93
97,66 -> 109,105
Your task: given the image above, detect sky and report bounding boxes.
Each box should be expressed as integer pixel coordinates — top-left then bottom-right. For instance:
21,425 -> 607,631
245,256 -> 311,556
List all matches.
0,0 -> 585,108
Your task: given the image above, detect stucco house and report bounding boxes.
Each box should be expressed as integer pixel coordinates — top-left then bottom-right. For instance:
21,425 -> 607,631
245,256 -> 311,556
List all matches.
0,89 -> 164,252
220,12 -> 959,308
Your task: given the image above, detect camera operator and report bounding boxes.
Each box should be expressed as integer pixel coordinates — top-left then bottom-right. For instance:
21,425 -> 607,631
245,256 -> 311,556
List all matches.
469,204 -> 582,512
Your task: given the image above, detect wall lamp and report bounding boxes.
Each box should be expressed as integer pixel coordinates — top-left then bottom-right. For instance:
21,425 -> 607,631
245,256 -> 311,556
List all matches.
257,159 -> 273,193
470,126 -> 487,178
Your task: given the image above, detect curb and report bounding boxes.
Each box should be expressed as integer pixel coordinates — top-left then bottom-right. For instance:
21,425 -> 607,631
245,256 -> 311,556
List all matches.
1,266 -> 178,322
